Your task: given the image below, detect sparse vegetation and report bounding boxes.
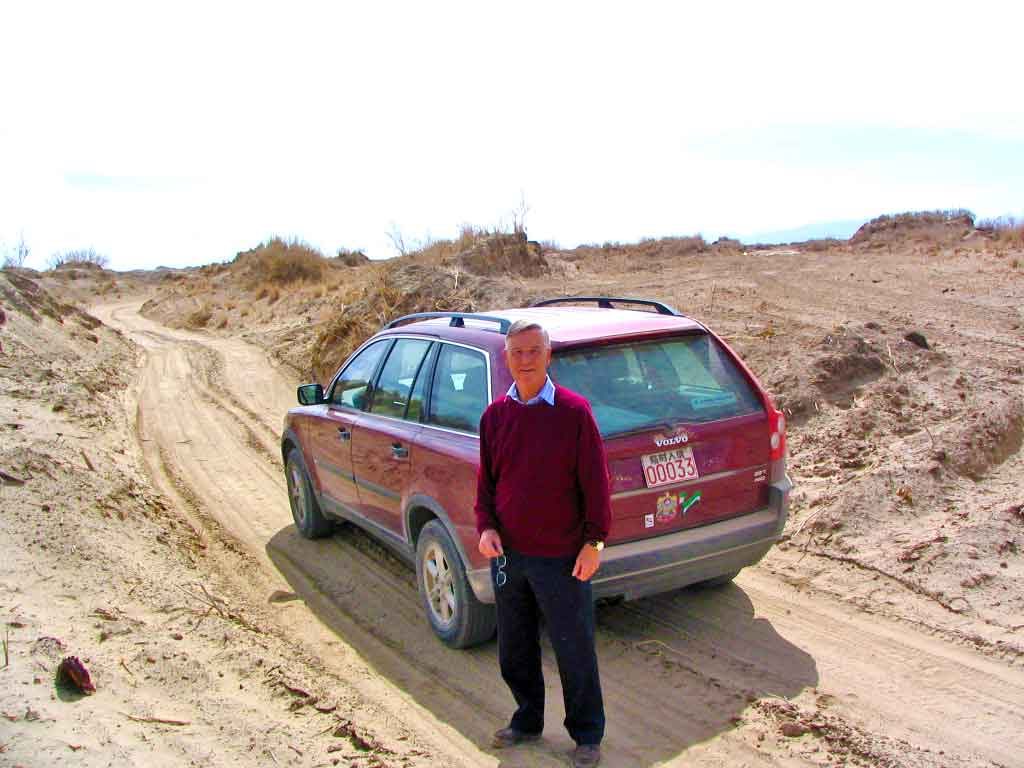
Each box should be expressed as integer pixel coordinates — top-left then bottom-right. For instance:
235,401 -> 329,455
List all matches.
335,247 -> 370,267
978,215 -> 1024,247
48,247 -> 109,270
868,209 -> 976,228
2,233 -> 31,269
639,235 -> 707,257
851,210 -> 976,245
712,236 -> 742,251
234,237 -> 327,286
384,223 -> 537,268
186,305 -> 213,328
255,283 -> 281,303
308,243 -> 530,382
804,238 -> 844,252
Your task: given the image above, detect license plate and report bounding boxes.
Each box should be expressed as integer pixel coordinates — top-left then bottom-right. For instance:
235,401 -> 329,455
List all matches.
641,447 -> 699,488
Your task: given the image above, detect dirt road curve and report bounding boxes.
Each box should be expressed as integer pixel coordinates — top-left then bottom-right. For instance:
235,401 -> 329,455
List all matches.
95,300 -> 1024,768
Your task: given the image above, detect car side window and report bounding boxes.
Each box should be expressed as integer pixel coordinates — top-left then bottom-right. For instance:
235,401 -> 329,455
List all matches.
428,344 -> 488,434
406,343 -> 436,423
369,339 -> 432,419
329,340 -> 390,409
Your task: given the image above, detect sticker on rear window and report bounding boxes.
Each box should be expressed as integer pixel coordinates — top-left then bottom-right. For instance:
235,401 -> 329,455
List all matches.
688,391 -> 739,410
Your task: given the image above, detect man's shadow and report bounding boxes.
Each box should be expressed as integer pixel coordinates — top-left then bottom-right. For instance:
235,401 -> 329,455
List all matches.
267,523 -> 817,767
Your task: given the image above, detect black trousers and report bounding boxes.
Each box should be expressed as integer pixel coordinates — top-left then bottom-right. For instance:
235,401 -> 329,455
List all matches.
492,549 -> 605,746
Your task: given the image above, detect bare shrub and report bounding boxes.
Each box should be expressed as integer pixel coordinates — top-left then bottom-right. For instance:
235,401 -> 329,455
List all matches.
2,233 -> 30,269
386,224 -> 410,257
48,248 -> 109,270
977,215 -> 1024,247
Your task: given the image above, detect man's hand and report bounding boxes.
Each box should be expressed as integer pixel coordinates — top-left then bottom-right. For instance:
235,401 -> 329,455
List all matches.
478,528 -> 504,558
572,543 -> 601,581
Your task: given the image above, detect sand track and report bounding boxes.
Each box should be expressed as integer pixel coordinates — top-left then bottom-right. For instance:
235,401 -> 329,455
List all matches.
93,299 -> 1024,768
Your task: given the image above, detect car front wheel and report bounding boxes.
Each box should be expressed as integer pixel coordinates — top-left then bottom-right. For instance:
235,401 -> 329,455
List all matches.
416,520 -> 495,649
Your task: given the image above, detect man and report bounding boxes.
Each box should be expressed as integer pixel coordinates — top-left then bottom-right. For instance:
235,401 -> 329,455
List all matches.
475,319 -> 611,768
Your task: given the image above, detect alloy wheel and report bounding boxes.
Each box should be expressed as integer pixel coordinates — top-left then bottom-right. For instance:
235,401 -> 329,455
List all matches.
288,462 -> 307,527
422,541 -> 456,627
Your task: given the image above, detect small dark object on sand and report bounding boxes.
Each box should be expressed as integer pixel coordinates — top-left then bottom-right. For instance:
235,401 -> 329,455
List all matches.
58,656 -> 96,694
904,331 -> 930,349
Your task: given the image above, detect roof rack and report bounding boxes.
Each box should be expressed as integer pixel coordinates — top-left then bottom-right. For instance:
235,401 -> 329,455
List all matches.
530,296 -> 682,316
383,311 -> 512,333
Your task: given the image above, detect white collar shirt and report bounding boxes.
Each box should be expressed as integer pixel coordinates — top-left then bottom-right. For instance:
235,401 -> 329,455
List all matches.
507,375 -> 556,406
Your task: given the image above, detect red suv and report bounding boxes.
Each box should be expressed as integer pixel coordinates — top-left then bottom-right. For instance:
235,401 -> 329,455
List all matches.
281,297 -> 791,648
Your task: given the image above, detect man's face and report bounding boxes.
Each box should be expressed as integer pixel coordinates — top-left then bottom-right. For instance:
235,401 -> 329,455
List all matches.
505,328 -> 551,398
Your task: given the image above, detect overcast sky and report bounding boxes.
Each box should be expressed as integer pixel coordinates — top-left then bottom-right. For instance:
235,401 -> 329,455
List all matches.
2,1 -> 1022,271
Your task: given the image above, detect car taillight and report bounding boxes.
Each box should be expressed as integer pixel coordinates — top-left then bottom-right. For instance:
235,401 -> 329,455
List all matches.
769,408 -> 786,462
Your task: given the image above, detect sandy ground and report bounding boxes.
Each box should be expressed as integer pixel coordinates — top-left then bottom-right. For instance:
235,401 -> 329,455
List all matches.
2,233 -> 1023,767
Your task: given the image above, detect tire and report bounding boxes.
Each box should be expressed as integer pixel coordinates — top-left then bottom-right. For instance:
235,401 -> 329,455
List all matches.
416,520 -> 496,649
285,448 -> 334,539
695,570 -> 740,589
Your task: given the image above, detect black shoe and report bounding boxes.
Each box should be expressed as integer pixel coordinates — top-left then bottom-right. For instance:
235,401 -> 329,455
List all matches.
491,727 -> 542,749
572,743 -> 601,768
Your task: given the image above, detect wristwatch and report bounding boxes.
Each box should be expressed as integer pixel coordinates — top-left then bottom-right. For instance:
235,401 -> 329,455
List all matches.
587,540 -> 605,552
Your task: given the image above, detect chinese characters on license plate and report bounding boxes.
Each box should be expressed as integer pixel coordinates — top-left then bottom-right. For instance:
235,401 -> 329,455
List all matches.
641,447 -> 699,488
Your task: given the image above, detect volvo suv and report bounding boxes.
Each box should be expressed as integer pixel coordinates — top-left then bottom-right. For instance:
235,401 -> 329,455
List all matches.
281,297 -> 791,648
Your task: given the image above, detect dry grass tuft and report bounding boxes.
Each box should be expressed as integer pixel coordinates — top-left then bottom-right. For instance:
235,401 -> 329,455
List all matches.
186,305 -> 213,328
236,237 -> 328,287
255,283 -> 281,303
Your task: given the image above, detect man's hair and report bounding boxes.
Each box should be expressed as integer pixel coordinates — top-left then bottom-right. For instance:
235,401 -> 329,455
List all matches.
505,320 -> 550,349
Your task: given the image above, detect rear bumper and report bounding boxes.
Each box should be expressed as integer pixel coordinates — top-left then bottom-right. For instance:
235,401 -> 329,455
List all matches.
467,475 -> 791,603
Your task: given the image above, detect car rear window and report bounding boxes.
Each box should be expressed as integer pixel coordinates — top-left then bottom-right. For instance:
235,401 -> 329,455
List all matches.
549,334 -> 763,436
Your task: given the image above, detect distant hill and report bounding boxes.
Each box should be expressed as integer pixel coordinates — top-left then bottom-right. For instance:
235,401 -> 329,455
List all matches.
739,218 -> 867,245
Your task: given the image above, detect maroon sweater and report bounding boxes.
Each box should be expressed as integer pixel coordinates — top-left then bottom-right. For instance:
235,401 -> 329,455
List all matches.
474,386 -> 612,557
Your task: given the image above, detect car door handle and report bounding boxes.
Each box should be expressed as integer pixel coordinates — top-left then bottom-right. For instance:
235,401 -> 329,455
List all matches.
391,443 -> 409,459
337,427 -> 351,441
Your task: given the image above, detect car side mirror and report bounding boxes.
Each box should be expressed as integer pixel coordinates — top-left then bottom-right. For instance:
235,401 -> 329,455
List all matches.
297,383 -> 325,405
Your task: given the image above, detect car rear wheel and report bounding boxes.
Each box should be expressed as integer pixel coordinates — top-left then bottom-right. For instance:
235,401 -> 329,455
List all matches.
416,520 -> 495,649
285,448 -> 334,539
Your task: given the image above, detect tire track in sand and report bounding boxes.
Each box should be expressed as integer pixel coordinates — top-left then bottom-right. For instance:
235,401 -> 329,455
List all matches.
96,299 -> 1024,768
